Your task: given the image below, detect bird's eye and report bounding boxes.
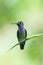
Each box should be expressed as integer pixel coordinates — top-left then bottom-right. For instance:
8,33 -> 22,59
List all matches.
20,22 -> 21,24
20,22 -> 23,25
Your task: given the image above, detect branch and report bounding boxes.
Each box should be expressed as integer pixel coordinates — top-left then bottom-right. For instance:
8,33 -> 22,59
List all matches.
26,33 -> 43,41
8,43 -> 19,51
8,33 -> 43,51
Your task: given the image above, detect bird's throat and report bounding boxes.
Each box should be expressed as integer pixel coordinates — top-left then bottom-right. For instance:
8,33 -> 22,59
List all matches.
19,26 -> 25,31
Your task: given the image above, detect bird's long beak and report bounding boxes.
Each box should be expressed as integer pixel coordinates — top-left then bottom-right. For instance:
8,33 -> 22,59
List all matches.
11,23 -> 17,24
11,23 -> 18,25
11,22 -> 19,26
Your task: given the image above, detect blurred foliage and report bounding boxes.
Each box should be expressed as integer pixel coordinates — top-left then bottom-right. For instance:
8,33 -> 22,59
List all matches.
0,0 -> 29,27
26,34 -> 43,63
27,38 -> 40,60
0,0 -> 43,27
0,0 -> 43,64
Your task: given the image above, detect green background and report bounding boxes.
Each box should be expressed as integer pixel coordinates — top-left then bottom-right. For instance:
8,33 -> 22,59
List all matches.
0,0 -> 43,65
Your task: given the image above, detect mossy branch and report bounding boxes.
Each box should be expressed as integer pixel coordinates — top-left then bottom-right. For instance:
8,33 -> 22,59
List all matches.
9,33 -> 43,51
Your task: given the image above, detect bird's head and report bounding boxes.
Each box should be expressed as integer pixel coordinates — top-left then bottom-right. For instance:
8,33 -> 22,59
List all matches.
11,21 -> 24,30
11,21 -> 24,27
17,21 -> 24,27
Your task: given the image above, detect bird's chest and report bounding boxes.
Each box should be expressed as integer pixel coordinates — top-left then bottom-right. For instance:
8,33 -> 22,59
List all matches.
19,30 -> 25,39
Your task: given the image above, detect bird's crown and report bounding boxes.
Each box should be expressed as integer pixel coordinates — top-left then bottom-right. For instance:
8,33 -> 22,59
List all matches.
17,21 -> 24,26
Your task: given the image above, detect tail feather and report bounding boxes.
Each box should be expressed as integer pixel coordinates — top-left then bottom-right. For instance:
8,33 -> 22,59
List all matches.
20,41 -> 25,50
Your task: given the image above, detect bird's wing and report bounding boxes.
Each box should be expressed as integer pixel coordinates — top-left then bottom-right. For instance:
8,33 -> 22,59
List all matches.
17,30 -> 20,42
25,29 -> 27,38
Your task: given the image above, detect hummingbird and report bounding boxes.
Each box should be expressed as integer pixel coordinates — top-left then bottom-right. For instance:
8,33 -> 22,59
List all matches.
12,21 -> 27,50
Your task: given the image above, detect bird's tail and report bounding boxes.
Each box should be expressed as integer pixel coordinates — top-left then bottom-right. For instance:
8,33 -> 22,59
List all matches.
20,41 -> 25,50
